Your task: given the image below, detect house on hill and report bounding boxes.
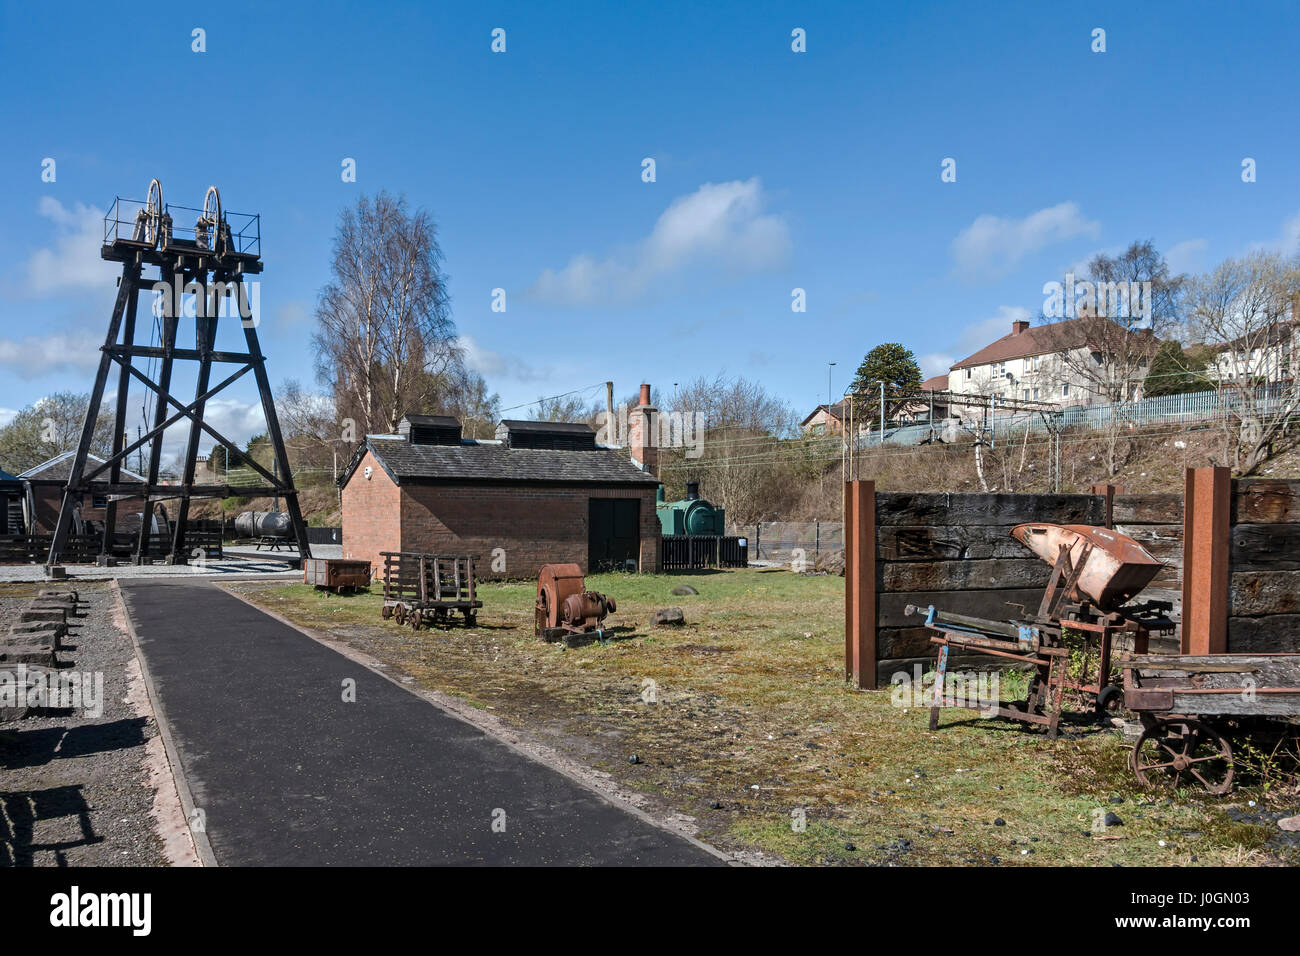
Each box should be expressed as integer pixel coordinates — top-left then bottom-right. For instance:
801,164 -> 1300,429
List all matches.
948,315 -> 1159,409
339,415 -> 662,577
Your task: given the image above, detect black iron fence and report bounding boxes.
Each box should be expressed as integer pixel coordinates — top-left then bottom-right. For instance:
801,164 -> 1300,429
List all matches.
0,524 -> 223,564
661,535 -> 748,570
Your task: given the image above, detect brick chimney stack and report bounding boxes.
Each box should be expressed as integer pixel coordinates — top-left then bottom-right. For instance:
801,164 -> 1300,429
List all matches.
1012,319 -> 1030,335
628,383 -> 658,476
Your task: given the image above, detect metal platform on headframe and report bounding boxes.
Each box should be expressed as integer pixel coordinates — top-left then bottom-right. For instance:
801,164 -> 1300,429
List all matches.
47,179 -> 311,566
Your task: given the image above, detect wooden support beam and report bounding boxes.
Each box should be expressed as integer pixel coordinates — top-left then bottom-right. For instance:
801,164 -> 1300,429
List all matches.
844,480 -> 876,689
1182,466 -> 1231,654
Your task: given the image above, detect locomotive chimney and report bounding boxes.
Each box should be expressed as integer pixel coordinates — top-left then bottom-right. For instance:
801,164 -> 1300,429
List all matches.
685,481 -> 699,500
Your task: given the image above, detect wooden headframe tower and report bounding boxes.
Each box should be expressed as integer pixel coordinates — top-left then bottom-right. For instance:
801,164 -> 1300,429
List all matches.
47,179 -> 311,566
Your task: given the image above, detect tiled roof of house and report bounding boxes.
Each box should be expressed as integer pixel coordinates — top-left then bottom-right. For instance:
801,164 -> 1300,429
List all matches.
950,319 -> 1091,370
920,374 -> 948,391
352,437 -> 658,487
951,316 -> 1161,371
800,401 -> 848,426
1216,318 -> 1296,352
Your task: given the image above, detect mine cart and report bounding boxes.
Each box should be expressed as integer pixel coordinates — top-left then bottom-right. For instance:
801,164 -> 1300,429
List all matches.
303,557 -> 372,594
910,523 -> 1176,737
1122,653 -> 1300,794
379,552 -> 482,629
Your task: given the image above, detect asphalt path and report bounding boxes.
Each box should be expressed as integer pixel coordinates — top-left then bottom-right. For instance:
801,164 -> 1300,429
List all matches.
119,579 -> 721,866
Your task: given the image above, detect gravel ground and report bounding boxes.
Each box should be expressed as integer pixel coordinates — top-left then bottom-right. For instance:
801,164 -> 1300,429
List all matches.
0,583 -> 192,866
0,546 -> 341,584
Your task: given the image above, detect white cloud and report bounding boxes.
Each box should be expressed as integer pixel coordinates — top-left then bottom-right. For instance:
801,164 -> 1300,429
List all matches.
918,353 -> 954,379
1164,238 -> 1209,274
1278,209 -> 1300,255
457,335 -> 549,385
0,332 -> 101,378
24,197 -> 118,295
530,178 -> 792,305
923,305 -> 1032,373
0,407 -> 18,429
952,202 -> 1100,280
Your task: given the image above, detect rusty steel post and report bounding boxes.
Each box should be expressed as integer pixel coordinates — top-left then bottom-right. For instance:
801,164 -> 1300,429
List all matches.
844,480 -> 876,688
1181,466 -> 1231,654
1089,483 -> 1124,529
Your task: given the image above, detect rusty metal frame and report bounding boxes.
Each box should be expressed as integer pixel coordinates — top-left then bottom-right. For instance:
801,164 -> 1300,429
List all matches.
844,480 -> 876,688
1181,466 -> 1231,654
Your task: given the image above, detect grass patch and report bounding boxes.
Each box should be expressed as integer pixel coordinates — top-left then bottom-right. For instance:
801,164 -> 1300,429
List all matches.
229,569 -> 1297,867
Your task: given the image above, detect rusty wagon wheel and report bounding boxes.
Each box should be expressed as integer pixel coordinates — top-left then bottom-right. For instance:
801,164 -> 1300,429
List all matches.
394,604 -> 406,625
409,610 -> 423,631
1131,718 -> 1234,796
381,604 -> 393,620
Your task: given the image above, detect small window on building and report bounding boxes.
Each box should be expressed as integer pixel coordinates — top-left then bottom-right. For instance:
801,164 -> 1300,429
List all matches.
964,368 -> 972,380
1062,383 -> 1071,397
91,494 -> 108,509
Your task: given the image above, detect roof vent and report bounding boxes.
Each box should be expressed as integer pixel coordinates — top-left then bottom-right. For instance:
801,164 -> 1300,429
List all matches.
398,414 -> 463,445
495,419 -> 597,450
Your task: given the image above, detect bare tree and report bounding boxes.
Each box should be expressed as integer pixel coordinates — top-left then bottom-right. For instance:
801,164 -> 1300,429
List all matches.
526,393 -> 601,424
312,192 -> 459,438
1040,241 -> 1182,405
276,379 -> 340,472
1187,251 -> 1300,473
445,369 -> 500,439
657,374 -> 797,524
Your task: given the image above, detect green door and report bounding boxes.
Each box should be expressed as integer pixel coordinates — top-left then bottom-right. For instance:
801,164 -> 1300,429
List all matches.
589,498 -> 640,572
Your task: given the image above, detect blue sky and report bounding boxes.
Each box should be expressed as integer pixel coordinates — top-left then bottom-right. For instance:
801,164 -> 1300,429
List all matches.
2,0 -> 1297,452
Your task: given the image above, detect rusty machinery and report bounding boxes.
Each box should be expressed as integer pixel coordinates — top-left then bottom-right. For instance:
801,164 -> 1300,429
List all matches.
535,563 -> 616,640
909,523 -> 1176,738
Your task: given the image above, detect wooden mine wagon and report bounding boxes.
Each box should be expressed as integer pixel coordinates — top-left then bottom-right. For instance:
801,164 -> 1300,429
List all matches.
1124,653 -> 1300,794
379,552 -> 481,629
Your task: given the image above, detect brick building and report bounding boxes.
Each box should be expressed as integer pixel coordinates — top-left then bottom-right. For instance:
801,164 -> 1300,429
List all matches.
19,452 -> 149,535
339,415 -> 661,578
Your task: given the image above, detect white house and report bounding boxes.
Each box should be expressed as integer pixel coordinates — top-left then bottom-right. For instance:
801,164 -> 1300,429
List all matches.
947,316 -> 1157,411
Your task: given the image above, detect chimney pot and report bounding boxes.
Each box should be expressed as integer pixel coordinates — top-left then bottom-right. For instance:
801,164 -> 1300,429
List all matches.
639,383 -> 651,406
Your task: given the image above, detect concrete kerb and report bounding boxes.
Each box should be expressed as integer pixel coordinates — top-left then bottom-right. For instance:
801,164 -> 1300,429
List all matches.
214,582 -> 744,866
111,579 -> 215,867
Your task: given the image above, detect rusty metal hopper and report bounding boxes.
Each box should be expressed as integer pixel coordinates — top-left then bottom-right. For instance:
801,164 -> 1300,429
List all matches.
1011,523 -> 1163,610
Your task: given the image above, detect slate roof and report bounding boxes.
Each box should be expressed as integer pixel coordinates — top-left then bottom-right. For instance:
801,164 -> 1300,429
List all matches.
350,438 -> 658,487
401,414 -> 461,428
497,419 -> 595,436
920,374 -> 949,391
19,451 -> 147,482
